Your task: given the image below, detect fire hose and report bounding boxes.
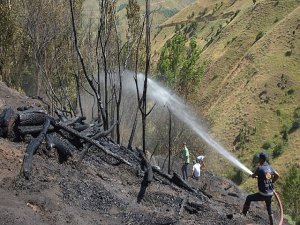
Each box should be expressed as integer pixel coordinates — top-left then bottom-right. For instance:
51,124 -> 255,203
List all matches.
274,191 -> 284,225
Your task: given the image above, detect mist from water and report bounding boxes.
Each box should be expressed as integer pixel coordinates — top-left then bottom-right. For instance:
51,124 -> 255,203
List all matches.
138,74 -> 252,175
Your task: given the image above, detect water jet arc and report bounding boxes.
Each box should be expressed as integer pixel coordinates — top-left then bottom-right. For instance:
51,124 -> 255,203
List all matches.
144,75 -> 252,175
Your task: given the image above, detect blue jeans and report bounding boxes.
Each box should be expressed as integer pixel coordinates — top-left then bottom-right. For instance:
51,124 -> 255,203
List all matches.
181,163 -> 189,180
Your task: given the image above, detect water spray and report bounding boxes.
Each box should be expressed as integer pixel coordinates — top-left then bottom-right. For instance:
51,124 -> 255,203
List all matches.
140,75 -> 252,175
142,75 -> 284,224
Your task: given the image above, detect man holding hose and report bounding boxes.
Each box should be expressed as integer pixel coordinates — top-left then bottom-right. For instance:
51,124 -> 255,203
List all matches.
242,152 -> 280,225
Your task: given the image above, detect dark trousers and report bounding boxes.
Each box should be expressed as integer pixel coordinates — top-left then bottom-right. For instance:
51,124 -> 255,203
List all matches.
243,192 -> 273,215
181,163 -> 189,180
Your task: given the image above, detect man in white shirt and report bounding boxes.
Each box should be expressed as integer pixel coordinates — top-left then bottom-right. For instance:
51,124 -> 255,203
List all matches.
191,157 -> 205,180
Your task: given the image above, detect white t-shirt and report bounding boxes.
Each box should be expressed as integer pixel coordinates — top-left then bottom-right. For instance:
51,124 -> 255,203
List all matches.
192,163 -> 201,177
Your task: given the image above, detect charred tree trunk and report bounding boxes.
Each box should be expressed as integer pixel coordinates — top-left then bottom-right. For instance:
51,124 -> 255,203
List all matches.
137,149 -> 153,203
22,117 -> 51,179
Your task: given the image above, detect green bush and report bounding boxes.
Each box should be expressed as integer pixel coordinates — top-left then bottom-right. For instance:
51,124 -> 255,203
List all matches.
281,125 -> 289,142
262,141 -> 271,149
255,31 -> 264,43
276,109 -> 281,116
282,165 -> 300,222
272,143 -> 283,158
287,88 -> 294,95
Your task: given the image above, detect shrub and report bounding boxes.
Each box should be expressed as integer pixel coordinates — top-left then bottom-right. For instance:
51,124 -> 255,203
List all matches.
285,51 -> 292,56
282,165 -> 300,222
280,125 -> 289,142
262,141 -> 271,149
287,88 -> 294,95
255,31 -> 264,43
276,109 -> 281,116
289,107 -> 300,133
272,143 -> 284,158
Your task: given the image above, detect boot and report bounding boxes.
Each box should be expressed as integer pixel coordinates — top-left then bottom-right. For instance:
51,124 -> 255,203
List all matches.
242,204 -> 249,216
269,214 -> 274,225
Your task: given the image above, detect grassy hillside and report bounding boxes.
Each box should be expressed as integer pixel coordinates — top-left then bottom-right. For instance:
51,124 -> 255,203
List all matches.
152,0 -> 300,191
83,0 -> 195,38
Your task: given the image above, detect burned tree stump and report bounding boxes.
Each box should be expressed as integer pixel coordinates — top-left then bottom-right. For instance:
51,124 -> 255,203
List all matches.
22,117 -> 51,179
0,107 -> 18,138
137,149 -> 153,203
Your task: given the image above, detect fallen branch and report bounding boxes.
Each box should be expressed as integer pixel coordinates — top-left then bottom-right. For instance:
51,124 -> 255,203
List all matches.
52,122 -> 132,167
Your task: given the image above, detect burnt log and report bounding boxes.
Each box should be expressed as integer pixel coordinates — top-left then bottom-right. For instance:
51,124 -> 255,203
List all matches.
171,173 -> 197,193
0,108 -> 19,139
18,125 -> 55,136
64,116 -> 86,126
92,122 -> 117,140
72,123 -> 90,132
18,112 -> 47,126
52,122 -> 132,167
17,107 -> 47,114
17,106 -> 33,111
55,110 -> 68,122
22,117 -> 51,179
45,133 -> 75,163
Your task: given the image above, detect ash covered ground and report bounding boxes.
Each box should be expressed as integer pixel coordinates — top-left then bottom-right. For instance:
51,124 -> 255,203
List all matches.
0,82 -> 284,225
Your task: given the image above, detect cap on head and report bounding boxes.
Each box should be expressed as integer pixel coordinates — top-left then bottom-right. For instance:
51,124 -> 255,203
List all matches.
183,142 -> 186,145
259,152 -> 267,161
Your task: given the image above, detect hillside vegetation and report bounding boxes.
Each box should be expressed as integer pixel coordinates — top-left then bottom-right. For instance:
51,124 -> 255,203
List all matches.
152,0 -> 300,194
83,0 -> 195,38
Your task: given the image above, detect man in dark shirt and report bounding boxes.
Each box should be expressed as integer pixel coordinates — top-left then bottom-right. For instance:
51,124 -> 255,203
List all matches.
242,152 -> 279,225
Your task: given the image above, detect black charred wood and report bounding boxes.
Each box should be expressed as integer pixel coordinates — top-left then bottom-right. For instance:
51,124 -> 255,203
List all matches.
72,123 -> 90,132
22,117 -> 51,179
64,116 -> 86,126
0,108 -> 19,139
17,106 -> 33,111
92,122 -> 117,140
55,110 -> 68,122
45,133 -> 74,163
18,125 -> 54,136
171,173 -> 197,193
52,121 -> 132,167
137,149 -> 153,203
152,166 -> 172,180
19,112 -> 47,126
184,205 -> 198,214
0,108 -> 16,127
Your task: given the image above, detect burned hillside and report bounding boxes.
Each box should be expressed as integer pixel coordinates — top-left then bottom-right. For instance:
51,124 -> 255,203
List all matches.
0,82 -> 283,225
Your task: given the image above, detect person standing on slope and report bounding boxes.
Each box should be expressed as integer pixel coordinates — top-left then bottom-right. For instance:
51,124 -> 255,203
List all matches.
242,152 -> 280,225
181,142 -> 190,180
191,155 -> 206,180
